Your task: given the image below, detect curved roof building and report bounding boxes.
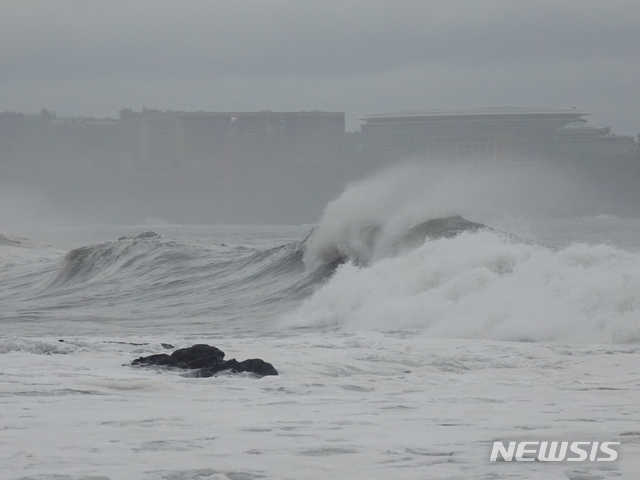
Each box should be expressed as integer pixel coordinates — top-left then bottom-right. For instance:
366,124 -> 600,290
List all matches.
359,108 -> 588,161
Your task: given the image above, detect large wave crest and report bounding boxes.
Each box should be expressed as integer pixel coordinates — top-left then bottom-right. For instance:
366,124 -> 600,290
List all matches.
291,164 -> 640,343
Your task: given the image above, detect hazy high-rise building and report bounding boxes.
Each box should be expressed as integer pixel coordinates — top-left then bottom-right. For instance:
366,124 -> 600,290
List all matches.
138,110 -> 345,169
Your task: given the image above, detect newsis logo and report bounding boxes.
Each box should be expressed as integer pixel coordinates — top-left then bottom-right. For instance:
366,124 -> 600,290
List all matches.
490,441 -> 620,462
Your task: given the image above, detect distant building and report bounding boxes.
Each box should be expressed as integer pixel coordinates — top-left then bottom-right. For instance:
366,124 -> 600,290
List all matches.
359,108 -> 590,162
0,112 -> 25,166
138,110 -> 345,169
552,121 -> 639,161
47,118 -> 121,166
0,111 -> 122,168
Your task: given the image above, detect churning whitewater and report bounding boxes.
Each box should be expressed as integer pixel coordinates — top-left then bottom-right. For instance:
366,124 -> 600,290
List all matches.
2,165 -> 640,479
291,164 -> 640,343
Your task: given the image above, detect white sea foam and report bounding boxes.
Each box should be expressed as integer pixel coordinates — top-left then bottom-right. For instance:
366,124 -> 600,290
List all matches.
294,231 -> 640,343
1,332 -> 638,479
295,164 -> 640,343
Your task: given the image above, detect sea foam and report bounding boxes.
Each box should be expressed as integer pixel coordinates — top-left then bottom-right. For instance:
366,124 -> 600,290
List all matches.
293,231 -> 640,343
292,164 -> 640,343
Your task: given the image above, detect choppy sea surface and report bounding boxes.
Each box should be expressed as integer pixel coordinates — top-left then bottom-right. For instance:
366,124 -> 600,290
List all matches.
2,211 -> 640,479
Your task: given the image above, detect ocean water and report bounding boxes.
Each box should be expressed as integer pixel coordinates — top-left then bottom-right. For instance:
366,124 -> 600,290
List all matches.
3,170 -> 640,479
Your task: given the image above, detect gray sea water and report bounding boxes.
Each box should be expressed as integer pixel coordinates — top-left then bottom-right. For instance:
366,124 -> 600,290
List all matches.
3,162 -> 640,479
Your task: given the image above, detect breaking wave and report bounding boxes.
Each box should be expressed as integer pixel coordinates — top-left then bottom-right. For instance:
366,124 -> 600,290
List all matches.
289,231 -> 640,343
285,165 -> 640,343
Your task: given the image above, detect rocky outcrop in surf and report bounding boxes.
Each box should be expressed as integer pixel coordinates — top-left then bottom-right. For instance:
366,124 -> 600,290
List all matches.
132,344 -> 278,378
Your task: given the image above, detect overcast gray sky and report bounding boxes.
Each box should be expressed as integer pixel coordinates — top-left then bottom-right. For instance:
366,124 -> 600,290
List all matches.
1,0 -> 639,133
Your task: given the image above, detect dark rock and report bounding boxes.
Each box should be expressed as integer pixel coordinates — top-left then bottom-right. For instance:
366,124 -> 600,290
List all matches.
193,358 -> 279,378
132,344 -> 278,378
